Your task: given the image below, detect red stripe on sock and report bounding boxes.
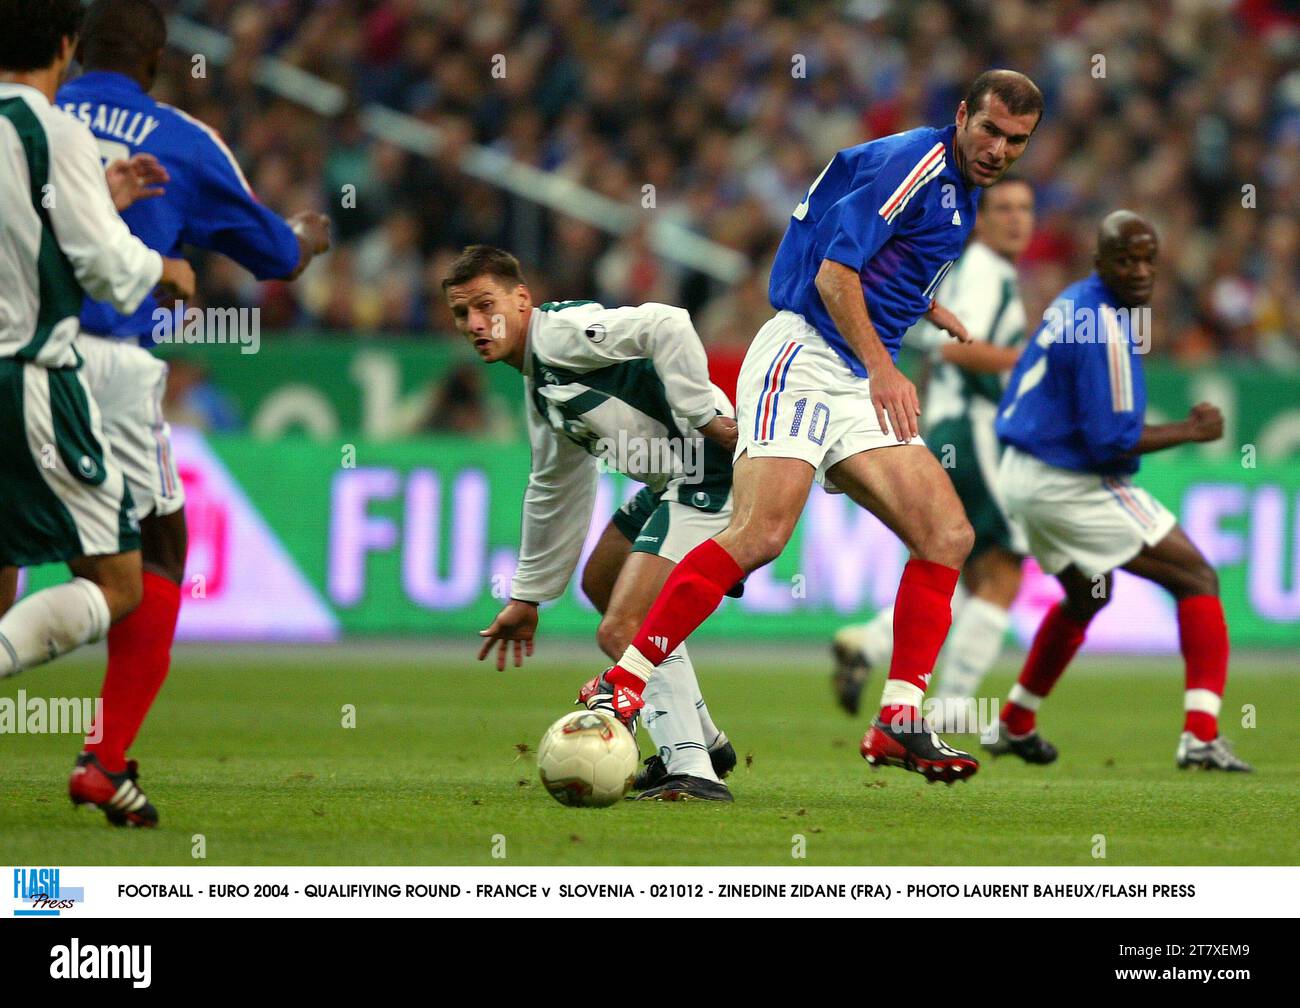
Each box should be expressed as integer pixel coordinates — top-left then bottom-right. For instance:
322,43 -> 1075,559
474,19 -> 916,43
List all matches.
606,539 -> 743,694
1178,594 -> 1228,741
85,572 -> 181,772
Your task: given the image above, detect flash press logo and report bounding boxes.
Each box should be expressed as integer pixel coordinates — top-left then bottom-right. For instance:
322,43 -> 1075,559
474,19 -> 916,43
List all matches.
12,868 -> 83,917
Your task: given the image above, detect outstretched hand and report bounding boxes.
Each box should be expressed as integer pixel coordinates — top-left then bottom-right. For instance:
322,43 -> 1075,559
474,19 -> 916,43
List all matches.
925,300 -> 972,344
106,153 -> 169,211
478,600 -> 539,670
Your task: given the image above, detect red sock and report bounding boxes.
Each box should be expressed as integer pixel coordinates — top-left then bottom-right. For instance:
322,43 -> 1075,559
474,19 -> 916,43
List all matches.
878,559 -> 960,721
1001,602 -> 1089,736
606,538 -> 743,694
85,572 -> 182,772
1178,595 -> 1228,741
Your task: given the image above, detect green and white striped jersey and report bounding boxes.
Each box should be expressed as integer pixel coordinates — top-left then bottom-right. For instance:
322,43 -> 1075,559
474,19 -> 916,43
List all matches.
512,300 -> 732,603
0,84 -> 161,368
907,240 -> 1025,431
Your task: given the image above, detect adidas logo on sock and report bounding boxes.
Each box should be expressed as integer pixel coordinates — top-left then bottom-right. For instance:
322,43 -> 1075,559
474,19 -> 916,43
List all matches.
612,687 -> 643,715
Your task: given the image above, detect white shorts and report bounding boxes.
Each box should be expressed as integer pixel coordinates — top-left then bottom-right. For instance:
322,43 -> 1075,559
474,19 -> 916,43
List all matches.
0,358 -> 140,565
996,446 -> 1177,578
735,311 -> 922,489
74,335 -> 184,520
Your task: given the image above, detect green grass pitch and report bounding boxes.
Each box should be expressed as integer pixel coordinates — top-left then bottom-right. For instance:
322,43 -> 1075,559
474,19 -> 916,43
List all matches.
1,644 -> 1296,866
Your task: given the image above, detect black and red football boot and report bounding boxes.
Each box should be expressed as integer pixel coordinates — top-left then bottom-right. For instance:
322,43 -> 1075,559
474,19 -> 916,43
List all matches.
861,711 -> 979,784
69,752 -> 159,827
576,670 -> 644,732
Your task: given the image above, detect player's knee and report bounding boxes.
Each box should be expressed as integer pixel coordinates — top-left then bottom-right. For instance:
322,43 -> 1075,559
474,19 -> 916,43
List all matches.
141,510 -> 187,585
1065,576 -> 1111,621
103,575 -> 143,624
928,516 -> 974,568
1184,561 -> 1219,599
746,525 -> 791,568
595,616 -> 634,661
721,514 -> 790,570
994,564 -> 1023,606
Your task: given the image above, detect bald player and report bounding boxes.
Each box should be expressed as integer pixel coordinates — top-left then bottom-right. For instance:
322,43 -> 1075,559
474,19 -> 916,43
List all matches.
990,211 -> 1251,771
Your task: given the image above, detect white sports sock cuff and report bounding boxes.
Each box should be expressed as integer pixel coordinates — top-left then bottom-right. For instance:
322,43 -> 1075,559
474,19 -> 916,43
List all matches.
879,680 -> 924,710
71,577 -> 112,644
963,595 -> 1011,630
1184,688 -> 1222,716
1007,683 -> 1044,712
617,646 -> 655,685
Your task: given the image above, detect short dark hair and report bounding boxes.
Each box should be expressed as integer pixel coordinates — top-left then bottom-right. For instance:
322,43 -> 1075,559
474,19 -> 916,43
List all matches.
441,245 -> 526,293
0,0 -> 84,72
80,0 -> 167,77
964,70 -> 1044,128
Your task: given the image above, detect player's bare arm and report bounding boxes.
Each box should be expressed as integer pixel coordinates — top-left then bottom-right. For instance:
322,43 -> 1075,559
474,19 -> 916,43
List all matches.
157,256 -> 195,301
815,258 -> 920,442
1128,402 -> 1224,456
938,340 -> 1020,372
923,300 -> 973,344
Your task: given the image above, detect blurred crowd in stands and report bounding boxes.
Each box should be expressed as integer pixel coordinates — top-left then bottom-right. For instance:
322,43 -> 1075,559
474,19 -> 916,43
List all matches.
145,0 -> 1297,409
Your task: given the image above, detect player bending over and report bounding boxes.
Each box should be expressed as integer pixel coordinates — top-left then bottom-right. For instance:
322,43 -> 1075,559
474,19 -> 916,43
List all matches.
1,0 -> 332,827
582,70 -> 1045,784
445,246 -> 738,801
832,176 -> 1035,732
0,0 -> 197,823
991,211 -> 1251,771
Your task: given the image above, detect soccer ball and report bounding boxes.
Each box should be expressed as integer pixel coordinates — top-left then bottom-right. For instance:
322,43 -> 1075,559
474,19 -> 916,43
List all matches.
537,710 -> 639,808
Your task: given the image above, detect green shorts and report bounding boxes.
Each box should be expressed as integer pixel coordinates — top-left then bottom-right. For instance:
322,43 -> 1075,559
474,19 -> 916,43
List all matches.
928,414 -> 1027,561
611,484 -> 731,564
0,358 -> 140,566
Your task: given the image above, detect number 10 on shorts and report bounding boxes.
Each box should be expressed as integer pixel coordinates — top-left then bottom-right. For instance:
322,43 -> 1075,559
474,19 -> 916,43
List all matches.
790,397 -> 830,446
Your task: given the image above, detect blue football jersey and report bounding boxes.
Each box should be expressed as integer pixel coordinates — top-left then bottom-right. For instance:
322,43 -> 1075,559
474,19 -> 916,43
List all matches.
56,70 -> 301,340
995,273 -> 1147,476
768,124 -> 977,377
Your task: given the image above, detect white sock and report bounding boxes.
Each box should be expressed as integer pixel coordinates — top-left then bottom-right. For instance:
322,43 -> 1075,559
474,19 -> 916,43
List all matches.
933,596 -> 1009,701
842,605 -> 894,668
641,646 -> 719,781
0,577 -> 110,678
678,644 -> 727,750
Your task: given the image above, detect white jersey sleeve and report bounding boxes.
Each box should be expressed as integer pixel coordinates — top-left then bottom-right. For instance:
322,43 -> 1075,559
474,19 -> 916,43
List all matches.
539,303 -> 719,430
509,380 -> 600,604
45,111 -> 162,314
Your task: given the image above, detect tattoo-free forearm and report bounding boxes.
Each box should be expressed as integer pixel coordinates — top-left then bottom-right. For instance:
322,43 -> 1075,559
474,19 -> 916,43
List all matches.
1129,421 -> 1191,456
815,259 -> 892,372
939,341 -> 1019,373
